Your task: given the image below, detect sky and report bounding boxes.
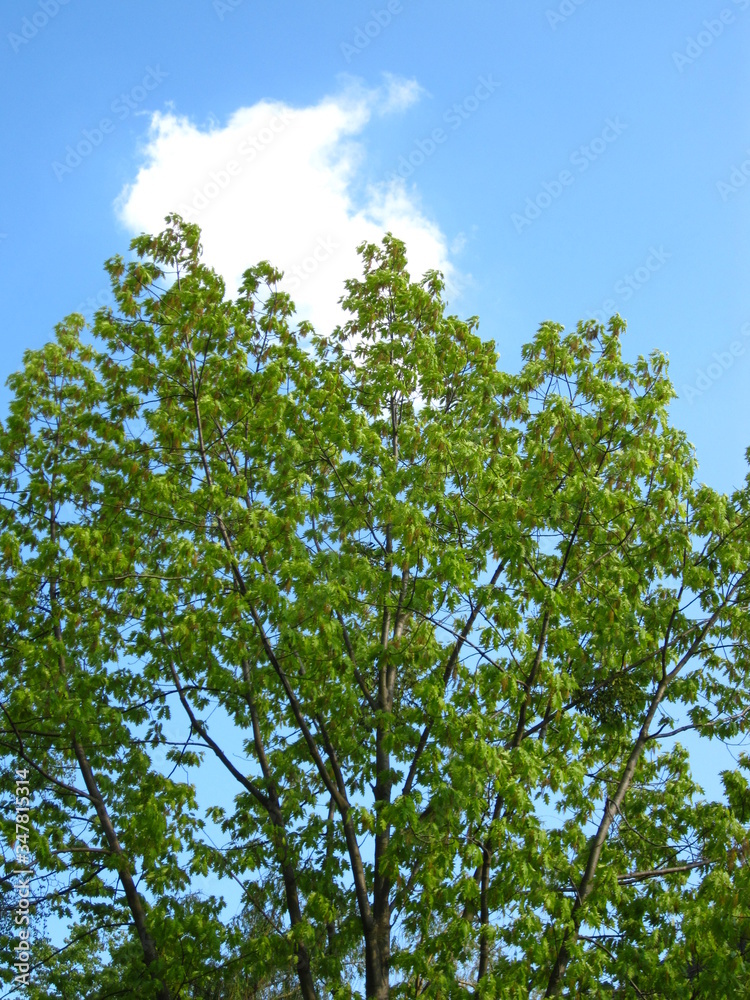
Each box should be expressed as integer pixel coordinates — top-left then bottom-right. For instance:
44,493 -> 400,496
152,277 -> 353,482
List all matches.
1,0 -> 749,934
1,1 -> 749,487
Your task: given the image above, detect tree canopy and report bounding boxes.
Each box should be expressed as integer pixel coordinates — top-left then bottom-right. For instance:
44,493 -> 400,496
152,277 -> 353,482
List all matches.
1,216 -> 750,999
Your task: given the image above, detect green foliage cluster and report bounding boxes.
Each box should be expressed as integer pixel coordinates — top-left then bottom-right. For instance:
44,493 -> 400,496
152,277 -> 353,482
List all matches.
1,216 -> 749,998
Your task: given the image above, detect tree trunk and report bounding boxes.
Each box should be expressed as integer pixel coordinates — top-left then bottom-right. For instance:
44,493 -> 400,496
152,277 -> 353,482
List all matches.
73,739 -> 171,1000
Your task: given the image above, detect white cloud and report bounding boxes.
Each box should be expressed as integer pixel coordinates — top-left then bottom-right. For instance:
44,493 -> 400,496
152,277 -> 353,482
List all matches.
115,77 -> 460,335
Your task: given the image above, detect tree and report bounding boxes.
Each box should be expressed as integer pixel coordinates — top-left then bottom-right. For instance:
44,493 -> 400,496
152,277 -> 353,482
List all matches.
1,215 -> 750,998
0,319 -> 227,1000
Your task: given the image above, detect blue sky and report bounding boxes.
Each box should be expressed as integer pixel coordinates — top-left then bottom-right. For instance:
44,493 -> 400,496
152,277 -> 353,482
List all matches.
1,0 -> 749,917
1,1 -> 749,492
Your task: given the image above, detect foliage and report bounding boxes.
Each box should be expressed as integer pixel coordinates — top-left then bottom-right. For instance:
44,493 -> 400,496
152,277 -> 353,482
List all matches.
1,216 -> 749,998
